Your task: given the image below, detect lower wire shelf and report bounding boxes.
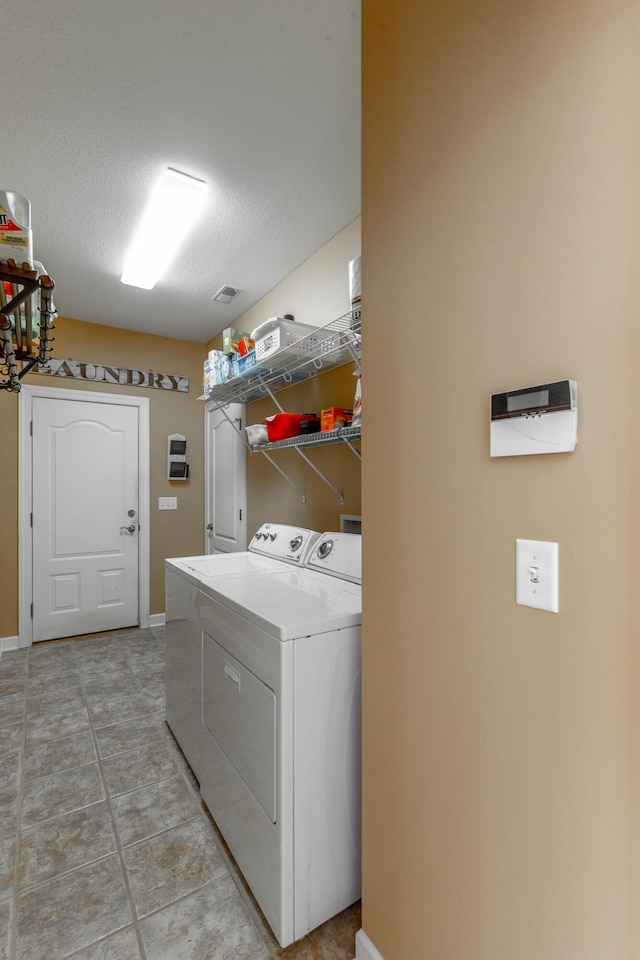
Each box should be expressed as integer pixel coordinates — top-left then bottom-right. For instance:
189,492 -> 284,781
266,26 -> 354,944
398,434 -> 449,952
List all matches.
251,424 -> 361,452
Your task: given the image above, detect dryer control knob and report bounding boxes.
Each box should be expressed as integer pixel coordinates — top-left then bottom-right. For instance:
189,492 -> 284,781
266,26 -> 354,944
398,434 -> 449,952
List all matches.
317,539 -> 333,559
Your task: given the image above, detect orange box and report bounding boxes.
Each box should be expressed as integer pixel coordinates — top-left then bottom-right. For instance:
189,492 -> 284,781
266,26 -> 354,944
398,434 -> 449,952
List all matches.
320,407 -> 353,431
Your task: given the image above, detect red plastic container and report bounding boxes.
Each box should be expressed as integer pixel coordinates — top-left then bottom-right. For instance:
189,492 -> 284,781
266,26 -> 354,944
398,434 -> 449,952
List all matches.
264,413 -> 316,441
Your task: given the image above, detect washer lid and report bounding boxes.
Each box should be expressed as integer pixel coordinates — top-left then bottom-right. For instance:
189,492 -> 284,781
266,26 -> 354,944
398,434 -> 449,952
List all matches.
201,568 -> 362,641
165,552 -> 293,586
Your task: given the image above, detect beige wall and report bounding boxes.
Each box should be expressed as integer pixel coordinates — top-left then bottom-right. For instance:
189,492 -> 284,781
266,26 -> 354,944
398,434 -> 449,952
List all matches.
362,2 -> 639,958
1,318 -> 205,637
207,218 -> 362,537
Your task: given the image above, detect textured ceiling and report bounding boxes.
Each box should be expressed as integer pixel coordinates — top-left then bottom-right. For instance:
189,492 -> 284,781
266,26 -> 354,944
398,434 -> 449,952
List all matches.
3,0 -> 360,343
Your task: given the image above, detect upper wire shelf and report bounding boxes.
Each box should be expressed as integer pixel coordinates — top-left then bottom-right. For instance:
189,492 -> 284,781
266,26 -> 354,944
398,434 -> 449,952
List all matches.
201,308 -> 361,409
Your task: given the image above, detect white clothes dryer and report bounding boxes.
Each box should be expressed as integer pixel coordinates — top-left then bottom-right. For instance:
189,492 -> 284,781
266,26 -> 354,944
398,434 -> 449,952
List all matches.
198,532 -> 362,947
165,523 -> 320,779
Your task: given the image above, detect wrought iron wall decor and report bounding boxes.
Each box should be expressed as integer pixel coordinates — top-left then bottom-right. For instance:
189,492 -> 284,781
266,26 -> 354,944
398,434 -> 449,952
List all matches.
0,258 -> 56,393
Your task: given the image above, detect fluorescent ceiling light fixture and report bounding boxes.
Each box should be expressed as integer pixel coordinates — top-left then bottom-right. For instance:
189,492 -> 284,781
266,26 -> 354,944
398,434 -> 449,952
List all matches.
120,167 -> 208,290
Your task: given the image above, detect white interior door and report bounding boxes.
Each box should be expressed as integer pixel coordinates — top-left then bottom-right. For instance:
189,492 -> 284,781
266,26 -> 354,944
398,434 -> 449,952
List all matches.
31,395 -> 140,641
205,403 -> 247,554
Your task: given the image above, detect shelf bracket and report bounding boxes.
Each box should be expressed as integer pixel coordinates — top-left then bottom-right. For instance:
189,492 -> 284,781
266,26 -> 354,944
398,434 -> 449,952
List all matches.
340,434 -> 362,460
344,338 -> 361,372
216,403 -> 253,453
255,441 -> 345,504
261,382 -> 286,413
292,447 -> 344,505
216,403 -> 243,434
259,451 -> 306,502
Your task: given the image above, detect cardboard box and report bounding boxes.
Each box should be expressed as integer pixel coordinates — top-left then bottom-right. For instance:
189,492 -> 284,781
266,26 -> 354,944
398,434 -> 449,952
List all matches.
320,407 -> 353,431
222,327 -> 251,355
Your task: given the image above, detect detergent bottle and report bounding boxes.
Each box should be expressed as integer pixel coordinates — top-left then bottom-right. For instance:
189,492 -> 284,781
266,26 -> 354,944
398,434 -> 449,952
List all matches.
352,373 -> 362,428
0,190 -> 33,266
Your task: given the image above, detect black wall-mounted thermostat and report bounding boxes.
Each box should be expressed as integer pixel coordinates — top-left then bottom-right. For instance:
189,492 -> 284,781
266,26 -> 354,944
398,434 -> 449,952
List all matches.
167,433 -> 189,480
490,379 -> 578,457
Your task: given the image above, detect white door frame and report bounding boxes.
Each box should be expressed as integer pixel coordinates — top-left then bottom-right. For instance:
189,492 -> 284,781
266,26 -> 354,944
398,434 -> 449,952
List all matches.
18,384 -> 150,647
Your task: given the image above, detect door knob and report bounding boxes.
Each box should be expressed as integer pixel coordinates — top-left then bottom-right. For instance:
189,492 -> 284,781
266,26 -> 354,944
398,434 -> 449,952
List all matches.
206,523 -> 213,532
120,525 -> 136,534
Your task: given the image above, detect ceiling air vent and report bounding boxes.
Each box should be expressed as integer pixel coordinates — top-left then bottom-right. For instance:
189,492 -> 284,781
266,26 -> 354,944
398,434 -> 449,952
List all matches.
212,285 -> 239,303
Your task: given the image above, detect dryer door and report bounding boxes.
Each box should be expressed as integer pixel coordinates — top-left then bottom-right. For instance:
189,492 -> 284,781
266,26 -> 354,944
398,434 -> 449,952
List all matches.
202,632 -> 277,822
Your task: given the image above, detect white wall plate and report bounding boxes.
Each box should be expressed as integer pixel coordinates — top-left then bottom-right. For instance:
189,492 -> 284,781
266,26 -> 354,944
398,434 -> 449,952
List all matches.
516,539 -> 559,613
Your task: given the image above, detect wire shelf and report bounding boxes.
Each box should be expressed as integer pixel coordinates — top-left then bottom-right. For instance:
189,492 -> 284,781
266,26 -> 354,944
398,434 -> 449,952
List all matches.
201,308 -> 361,408
251,424 -> 361,452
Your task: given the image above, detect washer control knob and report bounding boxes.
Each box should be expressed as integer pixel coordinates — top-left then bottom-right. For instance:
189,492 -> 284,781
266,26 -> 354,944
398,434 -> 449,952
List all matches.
290,535 -> 303,551
269,533 -> 277,541
317,539 -> 333,559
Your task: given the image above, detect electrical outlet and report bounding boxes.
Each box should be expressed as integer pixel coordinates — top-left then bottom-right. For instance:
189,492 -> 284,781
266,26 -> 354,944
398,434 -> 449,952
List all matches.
158,497 -> 177,510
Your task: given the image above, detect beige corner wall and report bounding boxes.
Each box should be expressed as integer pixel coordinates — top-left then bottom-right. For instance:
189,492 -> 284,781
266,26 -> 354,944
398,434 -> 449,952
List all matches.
1,318 -> 205,637
362,2 -> 640,959
207,218 -> 362,537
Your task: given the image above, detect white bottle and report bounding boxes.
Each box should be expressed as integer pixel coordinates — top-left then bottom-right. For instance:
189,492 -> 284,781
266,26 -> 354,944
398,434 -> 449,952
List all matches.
352,373 -> 362,427
0,190 -> 33,265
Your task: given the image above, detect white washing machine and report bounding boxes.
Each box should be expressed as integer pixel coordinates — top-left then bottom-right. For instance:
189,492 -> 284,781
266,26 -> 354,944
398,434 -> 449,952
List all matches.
165,523 -> 320,779
198,532 -> 362,947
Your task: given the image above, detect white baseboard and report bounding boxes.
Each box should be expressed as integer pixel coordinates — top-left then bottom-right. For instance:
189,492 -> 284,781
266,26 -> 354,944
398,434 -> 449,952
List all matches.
355,929 -> 385,960
1,620 -> 166,653
0,636 -> 20,654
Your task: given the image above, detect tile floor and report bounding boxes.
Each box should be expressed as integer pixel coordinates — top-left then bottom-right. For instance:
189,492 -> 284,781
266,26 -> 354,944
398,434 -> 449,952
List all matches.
0,628 -> 360,960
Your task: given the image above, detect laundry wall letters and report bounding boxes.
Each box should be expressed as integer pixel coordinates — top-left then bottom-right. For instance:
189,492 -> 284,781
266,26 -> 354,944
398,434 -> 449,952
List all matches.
36,358 -> 189,392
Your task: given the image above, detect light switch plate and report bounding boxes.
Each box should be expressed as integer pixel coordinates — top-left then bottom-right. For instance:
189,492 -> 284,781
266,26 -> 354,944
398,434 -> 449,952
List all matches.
516,539 -> 559,613
158,497 -> 177,510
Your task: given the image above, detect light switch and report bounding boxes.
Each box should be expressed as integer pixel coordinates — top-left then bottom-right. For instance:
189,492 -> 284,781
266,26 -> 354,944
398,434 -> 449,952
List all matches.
516,539 -> 559,613
158,497 -> 177,510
